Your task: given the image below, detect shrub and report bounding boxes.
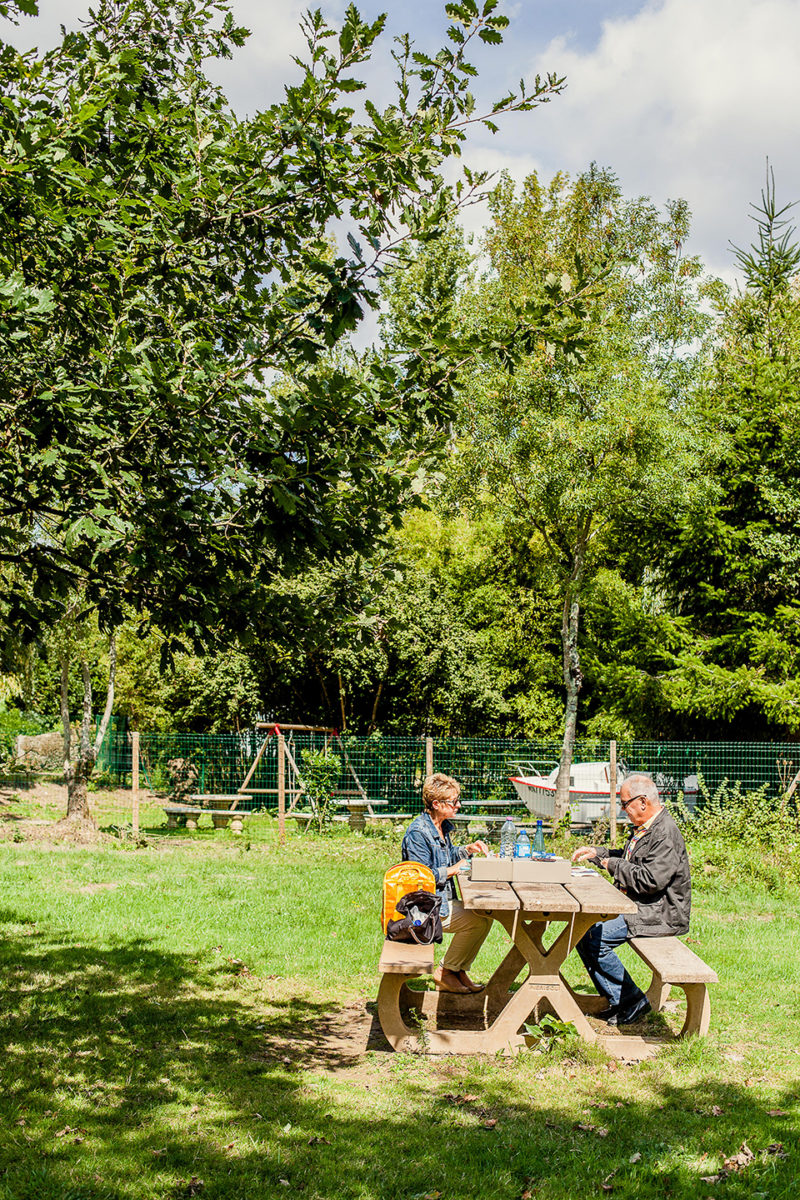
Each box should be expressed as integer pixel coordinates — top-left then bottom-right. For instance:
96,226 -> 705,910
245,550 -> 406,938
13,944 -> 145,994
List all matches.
678,777 -> 800,891
87,769 -> 118,792
299,749 -> 342,834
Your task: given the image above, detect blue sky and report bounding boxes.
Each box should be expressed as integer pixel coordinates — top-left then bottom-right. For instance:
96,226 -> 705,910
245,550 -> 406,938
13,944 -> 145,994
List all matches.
6,1 -> 800,282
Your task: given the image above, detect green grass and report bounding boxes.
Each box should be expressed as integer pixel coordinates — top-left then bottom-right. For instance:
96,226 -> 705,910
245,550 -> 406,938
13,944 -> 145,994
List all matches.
0,791 -> 798,1199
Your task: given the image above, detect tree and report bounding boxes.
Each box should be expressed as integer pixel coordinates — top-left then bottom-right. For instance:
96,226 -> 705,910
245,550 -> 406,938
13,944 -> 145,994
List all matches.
647,170 -> 800,737
447,168 -> 710,817
1,0 -> 561,643
43,601 -> 117,821
1,0 -> 568,817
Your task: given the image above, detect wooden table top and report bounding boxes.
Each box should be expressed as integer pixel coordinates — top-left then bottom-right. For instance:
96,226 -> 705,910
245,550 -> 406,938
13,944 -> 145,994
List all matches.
460,871 -> 638,917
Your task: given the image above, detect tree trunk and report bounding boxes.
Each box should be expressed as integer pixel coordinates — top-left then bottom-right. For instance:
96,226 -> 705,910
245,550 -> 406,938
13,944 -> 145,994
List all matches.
66,755 -> 94,821
553,526 -> 590,826
554,593 -> 583,825
62,633 -> 117,822
337,672 -> 347,732
367,677 -> 385,734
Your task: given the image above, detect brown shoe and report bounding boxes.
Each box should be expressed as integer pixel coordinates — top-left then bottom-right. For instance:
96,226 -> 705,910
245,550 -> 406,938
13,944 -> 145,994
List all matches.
432,967 -> 470,994
456,970 -> 485,993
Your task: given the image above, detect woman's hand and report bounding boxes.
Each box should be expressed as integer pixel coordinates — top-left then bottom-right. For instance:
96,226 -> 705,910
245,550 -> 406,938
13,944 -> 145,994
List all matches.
466,840 -> 490,857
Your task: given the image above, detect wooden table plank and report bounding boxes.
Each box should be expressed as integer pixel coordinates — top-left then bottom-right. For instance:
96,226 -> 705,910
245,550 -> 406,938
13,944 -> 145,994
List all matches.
628,936 -> 718,983
511,882 -> 580,914
460,878 -> 520,911
565,874 -> 638,915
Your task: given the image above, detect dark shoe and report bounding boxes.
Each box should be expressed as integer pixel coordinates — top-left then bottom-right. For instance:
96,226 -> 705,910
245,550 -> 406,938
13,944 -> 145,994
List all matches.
594,1006 -> 620,1023
613,997 -> 652,1027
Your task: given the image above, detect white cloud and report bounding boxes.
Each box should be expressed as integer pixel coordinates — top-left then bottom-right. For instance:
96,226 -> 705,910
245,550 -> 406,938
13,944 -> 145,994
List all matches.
518,0 -> 800,278
7,0 -> 794,282
2,1 -> 314,109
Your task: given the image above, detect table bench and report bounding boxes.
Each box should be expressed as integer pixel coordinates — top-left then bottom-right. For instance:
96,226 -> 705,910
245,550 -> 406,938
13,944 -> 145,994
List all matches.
377,941 -> 435,1050
163,802 -> 246,833
288,812 -> 349,830
289,808 -> 411,832
629,936 -> 718,1036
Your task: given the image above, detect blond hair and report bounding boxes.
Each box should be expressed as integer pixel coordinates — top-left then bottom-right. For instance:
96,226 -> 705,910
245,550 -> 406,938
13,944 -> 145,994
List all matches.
422,772 -> 461,813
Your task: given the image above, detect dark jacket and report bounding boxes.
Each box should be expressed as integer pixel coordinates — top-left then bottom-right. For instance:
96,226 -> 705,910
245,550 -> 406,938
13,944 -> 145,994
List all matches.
401,811 -> 469,921
593,809 -> 691,937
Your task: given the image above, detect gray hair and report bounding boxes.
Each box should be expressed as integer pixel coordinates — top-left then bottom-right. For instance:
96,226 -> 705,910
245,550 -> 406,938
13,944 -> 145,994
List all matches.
623,774 -> 661,807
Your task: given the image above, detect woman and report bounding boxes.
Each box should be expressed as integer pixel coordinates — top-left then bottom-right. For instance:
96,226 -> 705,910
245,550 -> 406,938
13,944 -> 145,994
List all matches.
401,772 -> 492,994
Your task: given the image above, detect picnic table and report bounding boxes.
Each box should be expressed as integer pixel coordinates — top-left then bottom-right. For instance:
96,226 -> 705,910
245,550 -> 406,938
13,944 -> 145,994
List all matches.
163,799 -> 246,833
454,798 -> 530,834
458,798 -> 527,809
336,792 -> 388,830
378,869 -> 662,1060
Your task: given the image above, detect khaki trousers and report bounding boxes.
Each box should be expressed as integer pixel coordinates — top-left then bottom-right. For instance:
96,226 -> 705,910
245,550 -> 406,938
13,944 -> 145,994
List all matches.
441,900 -> 493,971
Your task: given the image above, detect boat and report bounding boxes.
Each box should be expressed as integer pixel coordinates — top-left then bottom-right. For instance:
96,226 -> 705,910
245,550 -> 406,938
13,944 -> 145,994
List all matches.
509,761 -> 699,824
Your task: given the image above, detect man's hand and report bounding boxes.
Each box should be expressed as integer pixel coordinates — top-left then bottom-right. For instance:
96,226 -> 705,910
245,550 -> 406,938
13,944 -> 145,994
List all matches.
571,846 -> 598,864
466,840 -> 490,857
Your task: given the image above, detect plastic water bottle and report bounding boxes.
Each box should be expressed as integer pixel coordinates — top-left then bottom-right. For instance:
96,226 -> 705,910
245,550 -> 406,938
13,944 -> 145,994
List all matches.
500,817 -> 516,858
514,828 -> 531,858
533,819 -> 546,855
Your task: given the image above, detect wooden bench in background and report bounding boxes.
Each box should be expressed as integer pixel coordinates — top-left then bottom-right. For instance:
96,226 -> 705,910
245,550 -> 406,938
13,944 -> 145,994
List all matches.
629,935 -> 718,1036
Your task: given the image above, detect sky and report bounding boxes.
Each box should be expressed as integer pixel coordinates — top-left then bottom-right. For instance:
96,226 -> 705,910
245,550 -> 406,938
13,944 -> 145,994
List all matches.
5,0 -> 800,284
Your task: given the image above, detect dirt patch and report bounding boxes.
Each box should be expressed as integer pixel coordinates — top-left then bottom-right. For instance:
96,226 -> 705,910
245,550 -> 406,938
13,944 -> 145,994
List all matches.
0,779 -> 67,806
11,819 -> 114,847
246,996 -> 390,1078
315,998 -> 389,1068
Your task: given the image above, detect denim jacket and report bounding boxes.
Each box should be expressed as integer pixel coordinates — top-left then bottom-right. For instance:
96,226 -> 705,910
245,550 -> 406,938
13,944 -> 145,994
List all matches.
401,811 -> 469,921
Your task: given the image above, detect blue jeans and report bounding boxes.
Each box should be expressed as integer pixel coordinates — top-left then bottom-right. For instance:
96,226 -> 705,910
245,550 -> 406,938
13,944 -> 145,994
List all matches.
576,915 -> 646,1010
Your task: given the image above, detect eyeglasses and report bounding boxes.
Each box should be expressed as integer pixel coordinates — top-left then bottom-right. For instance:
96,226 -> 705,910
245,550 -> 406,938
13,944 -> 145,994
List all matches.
439,797 -> 461,809
620,793 -> 646,811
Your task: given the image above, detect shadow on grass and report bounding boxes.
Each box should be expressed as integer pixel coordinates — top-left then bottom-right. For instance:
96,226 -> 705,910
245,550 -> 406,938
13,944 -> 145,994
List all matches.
0,909 -> 797,1200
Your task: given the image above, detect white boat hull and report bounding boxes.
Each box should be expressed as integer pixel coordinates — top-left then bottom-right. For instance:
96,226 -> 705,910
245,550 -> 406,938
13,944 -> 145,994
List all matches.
510,777 -> 619,824
510,766 -> 699,825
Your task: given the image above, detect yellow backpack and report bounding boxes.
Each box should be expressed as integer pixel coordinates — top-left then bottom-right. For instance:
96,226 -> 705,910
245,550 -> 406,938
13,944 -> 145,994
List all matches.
381,860 -> 436,932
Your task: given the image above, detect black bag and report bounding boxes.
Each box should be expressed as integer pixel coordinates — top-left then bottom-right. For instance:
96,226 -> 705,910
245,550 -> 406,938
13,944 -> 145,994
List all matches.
386,889 -> 443,945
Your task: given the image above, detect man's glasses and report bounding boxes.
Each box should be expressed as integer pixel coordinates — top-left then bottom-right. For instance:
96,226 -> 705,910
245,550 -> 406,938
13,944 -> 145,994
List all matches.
620,793 -> 646,811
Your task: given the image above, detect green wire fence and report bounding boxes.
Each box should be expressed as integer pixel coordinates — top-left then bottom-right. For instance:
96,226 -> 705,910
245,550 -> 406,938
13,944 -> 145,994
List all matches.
96,731 -> 800,814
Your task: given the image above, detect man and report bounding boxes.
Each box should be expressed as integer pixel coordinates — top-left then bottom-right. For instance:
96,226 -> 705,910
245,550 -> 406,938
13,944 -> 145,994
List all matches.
571,773 -> 691,1026
401,773 -> 492,995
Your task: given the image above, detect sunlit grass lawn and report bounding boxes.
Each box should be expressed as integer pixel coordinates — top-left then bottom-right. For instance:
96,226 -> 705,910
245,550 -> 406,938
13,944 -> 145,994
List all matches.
0,789 -> 798,1199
